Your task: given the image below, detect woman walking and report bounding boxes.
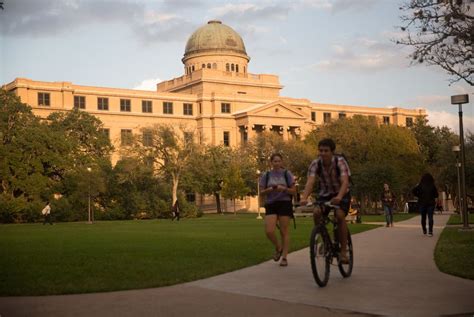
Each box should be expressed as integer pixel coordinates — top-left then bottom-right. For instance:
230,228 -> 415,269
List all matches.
381,183 -> 395,227
259,153 -> 296,267
412,173 -> 438,237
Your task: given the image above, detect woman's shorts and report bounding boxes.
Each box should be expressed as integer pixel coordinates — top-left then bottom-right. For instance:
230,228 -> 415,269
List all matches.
265,200 -> 293,217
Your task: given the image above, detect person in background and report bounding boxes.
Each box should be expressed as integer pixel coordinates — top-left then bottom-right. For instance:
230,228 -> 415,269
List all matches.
171,200 -> 180,221
42,201 -> 52,225
381,183 -> 396,227
412,173 -> 438,237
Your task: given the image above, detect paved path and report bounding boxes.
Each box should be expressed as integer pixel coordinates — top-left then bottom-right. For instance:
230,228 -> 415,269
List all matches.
1,214 -> 473,317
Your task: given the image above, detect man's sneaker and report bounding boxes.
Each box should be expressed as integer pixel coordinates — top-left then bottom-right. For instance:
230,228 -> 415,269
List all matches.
428,233 -> 433,237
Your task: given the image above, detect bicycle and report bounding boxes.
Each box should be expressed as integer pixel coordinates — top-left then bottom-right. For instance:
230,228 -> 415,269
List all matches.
308,201 -> 354,287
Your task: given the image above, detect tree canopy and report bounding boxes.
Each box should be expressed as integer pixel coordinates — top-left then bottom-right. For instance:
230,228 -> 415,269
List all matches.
397,0 -> 473,85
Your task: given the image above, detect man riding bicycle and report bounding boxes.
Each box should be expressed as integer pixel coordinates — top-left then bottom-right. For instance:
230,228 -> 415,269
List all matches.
300,138 -> 352,264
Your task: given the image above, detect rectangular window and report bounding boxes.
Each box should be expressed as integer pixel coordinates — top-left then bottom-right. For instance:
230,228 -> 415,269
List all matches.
121,129 -> 133,146
199,103 -> 202,114
120,99 -> 131,112
38,92 -> 50,106
383,116 -> 390,125
163,102 -> 173,114
221,103 -> 231,113
74,96 -> 86,109
406,117 -> 414,127
142,100 -> 152,113
98,97 -> 109,111
311,111 -> 316,122
99,128 -> 110,140
223,131 -> 230,146
183,103 -> 193,115
323,112 -> 331,123
339,112 -> 346,119
142,130 -> 153,146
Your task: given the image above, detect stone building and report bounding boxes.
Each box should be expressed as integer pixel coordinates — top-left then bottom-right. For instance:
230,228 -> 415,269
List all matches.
2,20 -> 426,211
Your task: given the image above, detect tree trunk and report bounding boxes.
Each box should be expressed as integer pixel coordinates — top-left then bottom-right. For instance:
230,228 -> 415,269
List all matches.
172,173 -> 179,205
214,192 -> 222,214
233,199 -> 236,214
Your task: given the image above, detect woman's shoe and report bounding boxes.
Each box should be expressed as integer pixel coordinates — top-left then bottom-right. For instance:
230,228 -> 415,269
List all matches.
279,258 -> 288,266
273,249 -> 282,261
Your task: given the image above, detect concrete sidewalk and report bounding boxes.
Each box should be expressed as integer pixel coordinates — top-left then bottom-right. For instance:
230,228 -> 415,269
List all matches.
1,214 -> 473,317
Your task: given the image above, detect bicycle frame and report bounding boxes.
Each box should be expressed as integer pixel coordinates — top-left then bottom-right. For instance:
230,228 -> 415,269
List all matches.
308,201 -> 353,287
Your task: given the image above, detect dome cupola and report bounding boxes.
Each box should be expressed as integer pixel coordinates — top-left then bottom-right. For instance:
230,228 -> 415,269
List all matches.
182,21 -> 250,75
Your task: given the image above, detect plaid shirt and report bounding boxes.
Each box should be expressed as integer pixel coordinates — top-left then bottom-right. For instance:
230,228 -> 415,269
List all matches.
307,156 -> 350,197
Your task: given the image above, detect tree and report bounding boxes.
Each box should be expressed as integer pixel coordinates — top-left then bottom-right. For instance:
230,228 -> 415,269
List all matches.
48,109 -> 113,168
0,91 -> 70,221
397,0 -> 473,85
186,145 -> 232,213
128,124 -> 198,205
221,162 -> 250,214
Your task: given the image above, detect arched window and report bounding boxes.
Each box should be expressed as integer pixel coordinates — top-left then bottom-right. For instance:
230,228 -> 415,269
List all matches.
207,63 -> 211,69
244,66 -> 246,73
202,64 -> 205,69
236,64 -> 239,73
231,64 -> 235,71
192,65 -> 195,72
212,63 -> 217,69
226,63 -> 230,72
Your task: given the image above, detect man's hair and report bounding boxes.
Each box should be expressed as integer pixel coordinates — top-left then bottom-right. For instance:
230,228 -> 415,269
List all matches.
318,138 -> 336,152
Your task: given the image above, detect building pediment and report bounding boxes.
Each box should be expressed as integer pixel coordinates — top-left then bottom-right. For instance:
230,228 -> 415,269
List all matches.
234,100 -> 306,119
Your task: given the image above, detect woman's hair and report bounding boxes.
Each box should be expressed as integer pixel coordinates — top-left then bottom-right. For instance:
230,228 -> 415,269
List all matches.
270,153 -> 283,161
420,173 -> 435,187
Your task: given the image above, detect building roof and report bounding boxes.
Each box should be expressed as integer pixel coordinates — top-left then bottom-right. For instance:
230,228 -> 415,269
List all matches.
184,20 -> 248,58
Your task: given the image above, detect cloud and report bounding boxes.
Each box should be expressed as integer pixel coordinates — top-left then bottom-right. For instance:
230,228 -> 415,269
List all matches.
1,0 -> 143,36
210,3 -> 290,24
295,0 -> 378,13
312,36 -> 411,72
329,0 -> 379,14
0,0 -> 195,43
133,77 -> 162,91
426,110 -> 474,134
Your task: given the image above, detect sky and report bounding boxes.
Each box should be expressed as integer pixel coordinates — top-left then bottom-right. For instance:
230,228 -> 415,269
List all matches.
1,0 -> 472,133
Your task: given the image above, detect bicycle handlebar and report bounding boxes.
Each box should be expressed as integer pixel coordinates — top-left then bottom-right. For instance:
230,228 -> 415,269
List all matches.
305,201 -> 340,209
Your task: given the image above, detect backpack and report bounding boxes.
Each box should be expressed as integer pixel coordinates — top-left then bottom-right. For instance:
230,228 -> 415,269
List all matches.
316,154 -> 354,186
263,169 -> 297,229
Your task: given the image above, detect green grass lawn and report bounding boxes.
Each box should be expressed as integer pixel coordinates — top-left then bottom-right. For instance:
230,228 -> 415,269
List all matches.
435,216 -> 474,280
361,213 -> 418,223
0,214 -> 377,296
446,213 -> 474,225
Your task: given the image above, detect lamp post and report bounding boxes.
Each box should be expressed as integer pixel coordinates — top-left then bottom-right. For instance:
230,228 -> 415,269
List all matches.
452,146 -> 462,218
87,167 -> 92,224
256,170 -> 263,219
451,94 -> 470,230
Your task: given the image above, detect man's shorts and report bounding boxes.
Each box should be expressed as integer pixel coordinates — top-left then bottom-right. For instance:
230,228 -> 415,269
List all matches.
317,192 -> 351,216
265,200 -> 293,217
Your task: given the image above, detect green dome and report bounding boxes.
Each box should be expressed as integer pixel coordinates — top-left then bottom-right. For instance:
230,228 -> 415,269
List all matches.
184,20 -> 248,57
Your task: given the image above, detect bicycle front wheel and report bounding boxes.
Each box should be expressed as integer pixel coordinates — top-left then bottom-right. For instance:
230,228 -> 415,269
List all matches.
337,230 -> 353,277
310,226 -> 331,287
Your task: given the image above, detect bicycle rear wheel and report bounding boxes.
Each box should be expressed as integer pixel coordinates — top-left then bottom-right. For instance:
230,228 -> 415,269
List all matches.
310,226 -> 331,287
337,230 -> 353,277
